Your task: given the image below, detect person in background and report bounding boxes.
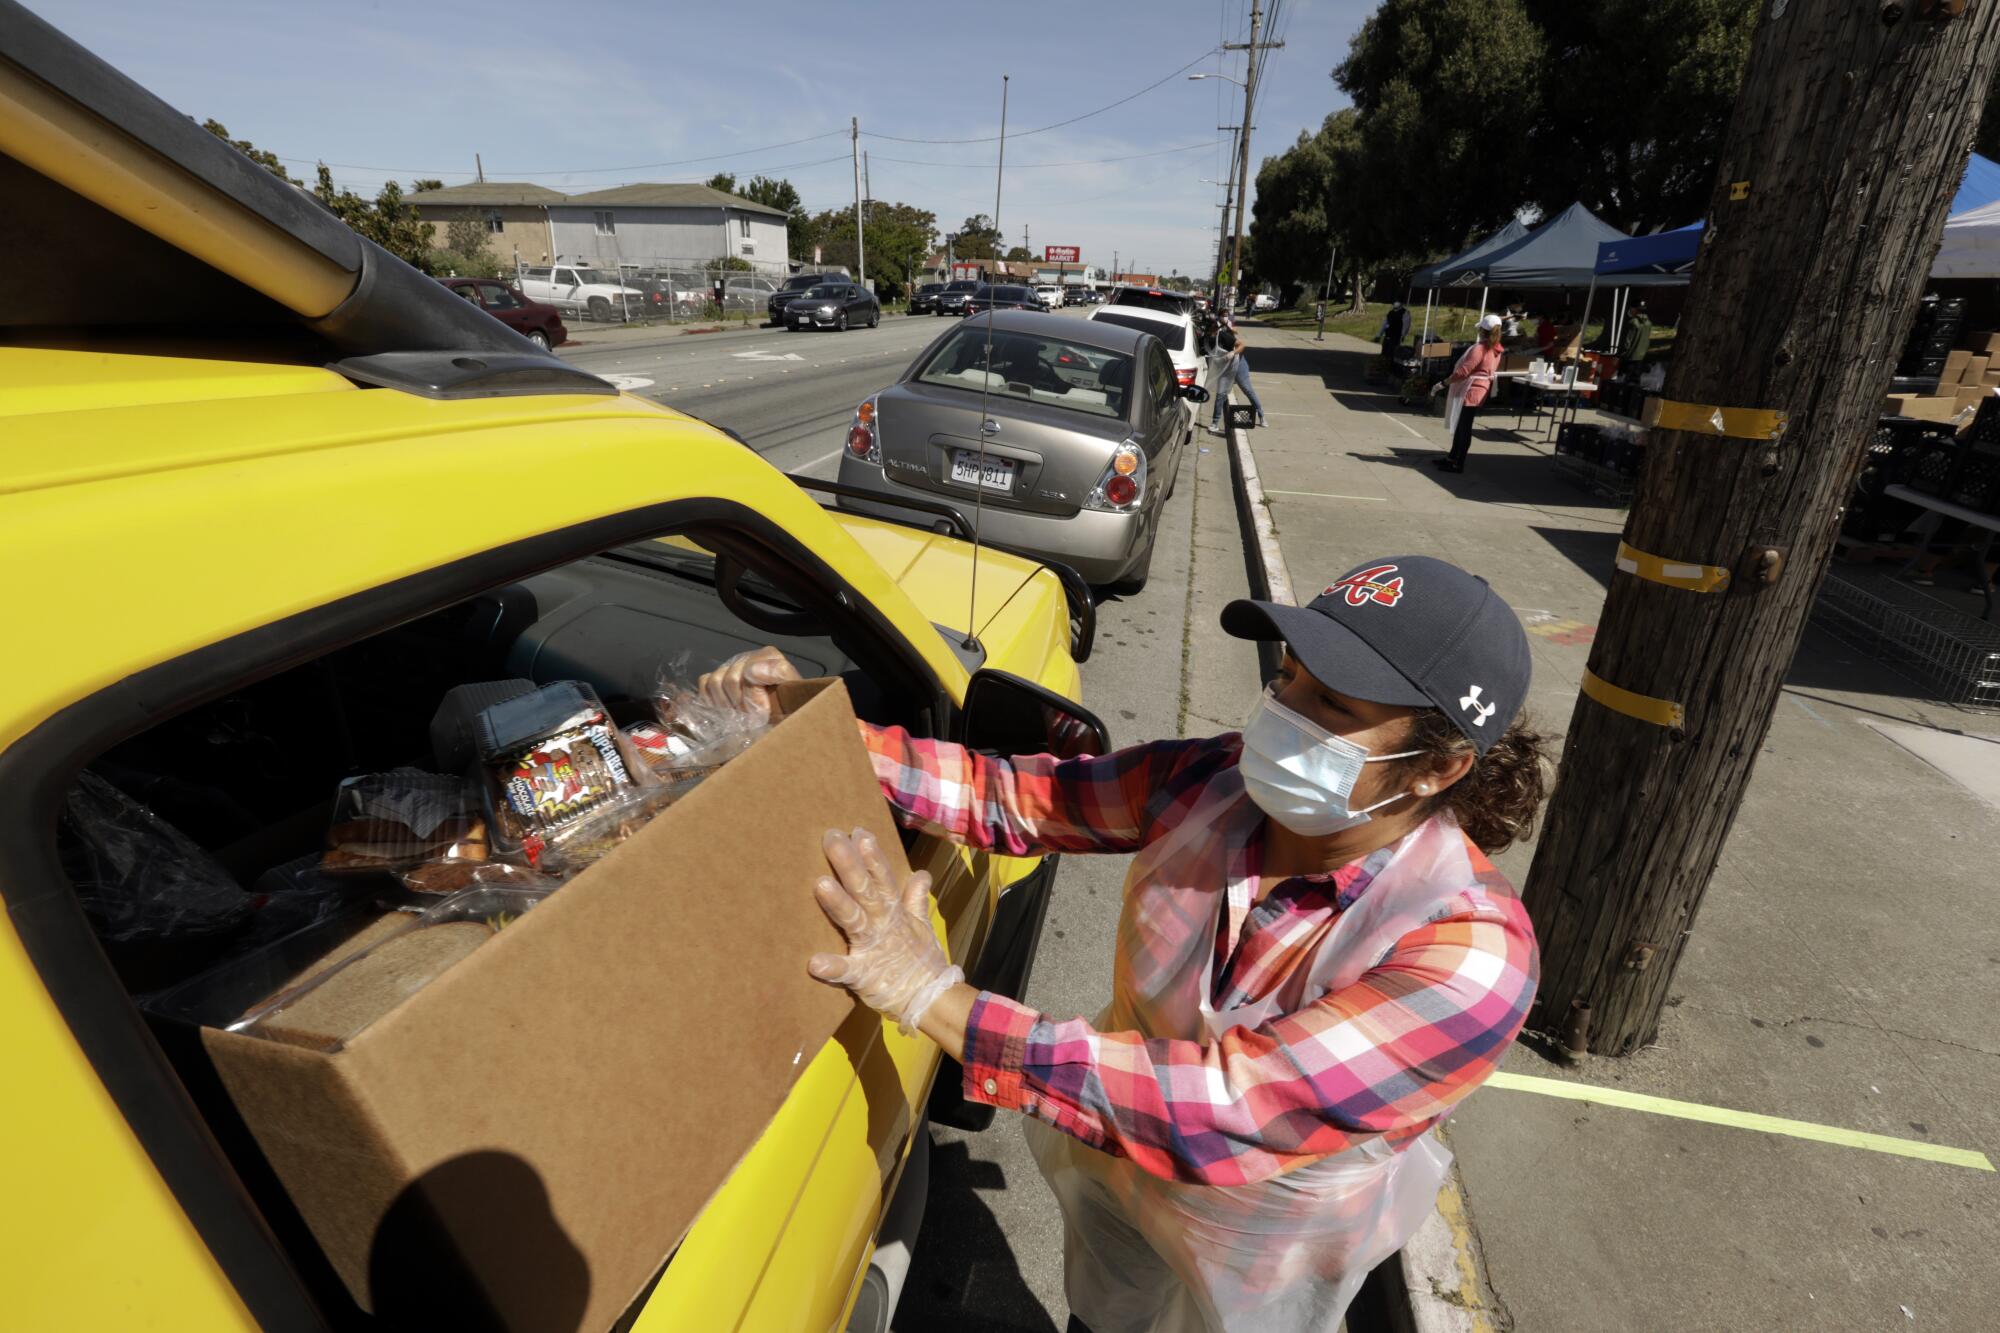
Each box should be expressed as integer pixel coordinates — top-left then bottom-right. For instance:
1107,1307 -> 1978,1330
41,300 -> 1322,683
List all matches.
1431,313 -> 1506,473
1379,299 -> 1411,354
1209,319 -> 1268,432
1501,305 -> 1523,338
1620,299 -> 1655,365
1535,309 -> 1560,357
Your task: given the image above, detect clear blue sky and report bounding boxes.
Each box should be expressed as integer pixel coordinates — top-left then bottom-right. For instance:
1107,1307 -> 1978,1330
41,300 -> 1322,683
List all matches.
35,0 -> 1369,277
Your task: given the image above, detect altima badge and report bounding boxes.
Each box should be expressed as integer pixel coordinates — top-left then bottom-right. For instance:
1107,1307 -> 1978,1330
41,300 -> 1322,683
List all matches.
1036,488 -> 1068,500
887,458 -> 924,473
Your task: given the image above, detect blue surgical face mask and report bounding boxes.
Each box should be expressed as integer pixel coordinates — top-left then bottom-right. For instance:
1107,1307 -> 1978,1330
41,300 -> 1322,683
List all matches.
1238,688 -> 1420,836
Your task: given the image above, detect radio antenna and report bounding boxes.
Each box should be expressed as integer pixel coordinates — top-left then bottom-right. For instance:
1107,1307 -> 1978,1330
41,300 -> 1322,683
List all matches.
962,73 -> 1008,655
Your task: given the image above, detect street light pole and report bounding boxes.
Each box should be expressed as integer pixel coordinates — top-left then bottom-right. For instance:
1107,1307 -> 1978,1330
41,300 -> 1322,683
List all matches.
851,116 -> 866,285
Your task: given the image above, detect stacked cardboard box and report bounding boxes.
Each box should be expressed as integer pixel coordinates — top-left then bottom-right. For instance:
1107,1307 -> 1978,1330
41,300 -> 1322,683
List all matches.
1886,329 -> 2000,424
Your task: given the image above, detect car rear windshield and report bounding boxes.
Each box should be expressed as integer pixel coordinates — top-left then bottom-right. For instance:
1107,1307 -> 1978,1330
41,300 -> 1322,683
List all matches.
1091,309 -> 1186,351
1109,289 -> 1193,317
945,281 -> 980,292
806,285 -> 845,298
914,326 -> 1131,420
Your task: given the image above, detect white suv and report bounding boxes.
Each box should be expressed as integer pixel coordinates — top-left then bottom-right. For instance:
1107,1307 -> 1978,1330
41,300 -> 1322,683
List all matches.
517,263 -> 650,322
1035,285 -> 1066,312
1087,302 -> 1202,390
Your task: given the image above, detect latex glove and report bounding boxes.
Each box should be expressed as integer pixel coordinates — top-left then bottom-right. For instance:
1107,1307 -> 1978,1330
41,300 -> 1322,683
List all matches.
809,828 -> 961,1035
697,646 -> 802,721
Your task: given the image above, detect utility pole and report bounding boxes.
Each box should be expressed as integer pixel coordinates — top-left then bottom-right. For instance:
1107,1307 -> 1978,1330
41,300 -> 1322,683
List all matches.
851,117 -> 865,285
863,150 -> 873,223
1521,2 -> 2000,1057
474,152 -> 484,184
1223,5 -> 1279,317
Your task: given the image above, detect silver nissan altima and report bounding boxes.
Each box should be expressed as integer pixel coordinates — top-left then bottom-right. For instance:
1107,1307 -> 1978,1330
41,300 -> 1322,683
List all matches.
833,309 -> 1208,592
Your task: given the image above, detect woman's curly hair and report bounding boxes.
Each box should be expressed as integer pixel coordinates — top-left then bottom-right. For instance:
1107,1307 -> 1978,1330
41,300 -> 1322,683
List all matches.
1388,710 -> 1553,853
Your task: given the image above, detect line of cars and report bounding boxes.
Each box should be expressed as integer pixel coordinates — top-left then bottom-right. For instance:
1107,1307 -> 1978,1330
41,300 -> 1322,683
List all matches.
913,281 -> 1105,315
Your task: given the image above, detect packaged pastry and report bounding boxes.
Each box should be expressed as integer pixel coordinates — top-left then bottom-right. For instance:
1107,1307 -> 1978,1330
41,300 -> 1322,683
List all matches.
322,769 -> 485,875
472,680 -> 655,867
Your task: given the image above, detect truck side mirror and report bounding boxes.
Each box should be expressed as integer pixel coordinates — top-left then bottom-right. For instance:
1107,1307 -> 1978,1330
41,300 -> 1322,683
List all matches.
958,669 -> 1110,761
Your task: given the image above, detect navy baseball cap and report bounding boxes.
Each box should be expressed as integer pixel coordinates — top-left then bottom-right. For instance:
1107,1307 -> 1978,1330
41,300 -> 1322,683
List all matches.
1221,556 -> 1532,754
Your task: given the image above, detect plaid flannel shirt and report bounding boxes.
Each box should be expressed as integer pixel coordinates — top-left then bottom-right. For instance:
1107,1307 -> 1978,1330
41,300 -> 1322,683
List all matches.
861,722 -> 1539,1187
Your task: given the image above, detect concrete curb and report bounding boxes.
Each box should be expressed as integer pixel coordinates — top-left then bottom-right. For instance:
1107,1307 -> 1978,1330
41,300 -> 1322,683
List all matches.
1220,410 -> 1508,1333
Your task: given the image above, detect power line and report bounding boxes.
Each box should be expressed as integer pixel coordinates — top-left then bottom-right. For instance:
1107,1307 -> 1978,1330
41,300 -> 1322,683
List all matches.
859,46 -> 1218,145
872,139 -> 1224,169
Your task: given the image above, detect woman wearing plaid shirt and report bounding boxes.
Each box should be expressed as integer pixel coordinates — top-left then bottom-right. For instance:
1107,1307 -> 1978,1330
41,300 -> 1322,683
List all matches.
705,555 -> 1548,1333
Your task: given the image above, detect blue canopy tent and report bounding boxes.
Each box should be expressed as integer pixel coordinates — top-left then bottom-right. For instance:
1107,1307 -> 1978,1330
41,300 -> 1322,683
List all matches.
1591,153 -> 2000,288
1410,219 -> 1530,341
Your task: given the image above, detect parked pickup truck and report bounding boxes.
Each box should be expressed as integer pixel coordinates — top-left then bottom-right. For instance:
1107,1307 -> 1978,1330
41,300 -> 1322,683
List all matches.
517,263 -> 650,322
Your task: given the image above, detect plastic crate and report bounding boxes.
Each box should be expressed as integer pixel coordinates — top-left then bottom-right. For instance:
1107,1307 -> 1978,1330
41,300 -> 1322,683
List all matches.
1899,437 -> 1964,497
1554,422 -> 1580,457
1946,439 -> 2000,514
1228,403 -> 1257,429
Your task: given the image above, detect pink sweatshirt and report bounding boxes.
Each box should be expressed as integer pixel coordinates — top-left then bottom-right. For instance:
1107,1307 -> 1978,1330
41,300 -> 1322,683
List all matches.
1448,340 -> 1505,407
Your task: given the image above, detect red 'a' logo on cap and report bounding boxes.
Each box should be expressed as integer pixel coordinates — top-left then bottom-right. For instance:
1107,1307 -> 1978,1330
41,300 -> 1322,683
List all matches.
1326,564 -> 1405,607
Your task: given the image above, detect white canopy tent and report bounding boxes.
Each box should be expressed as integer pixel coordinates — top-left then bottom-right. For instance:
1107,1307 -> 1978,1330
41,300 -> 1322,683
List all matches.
1931,199 -> 2000,279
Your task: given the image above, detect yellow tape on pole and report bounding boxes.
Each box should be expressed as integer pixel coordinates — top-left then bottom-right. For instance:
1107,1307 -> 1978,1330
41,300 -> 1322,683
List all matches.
1486,1072 -> 1994,1172
1580,668 -> 1685,729
1614,541 -> 1732,593
1642,396 -> 1787,441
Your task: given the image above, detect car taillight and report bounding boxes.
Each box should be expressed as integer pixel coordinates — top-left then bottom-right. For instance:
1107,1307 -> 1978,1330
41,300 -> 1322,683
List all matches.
1085,442 -> 1147,512
1177,367 -> 1197,386
848,397 -> 881,463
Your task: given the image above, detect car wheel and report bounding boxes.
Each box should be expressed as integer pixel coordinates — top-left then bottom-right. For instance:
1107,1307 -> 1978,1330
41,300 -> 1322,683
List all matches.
527,329 -> 549,350
587,297 -> 611,323
836,311 -> 848,332
869,308 -> 880,328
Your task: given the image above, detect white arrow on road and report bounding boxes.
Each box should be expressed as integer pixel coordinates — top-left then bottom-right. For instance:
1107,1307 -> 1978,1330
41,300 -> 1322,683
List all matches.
732,349 -> 806,363
600,373 -> 656,391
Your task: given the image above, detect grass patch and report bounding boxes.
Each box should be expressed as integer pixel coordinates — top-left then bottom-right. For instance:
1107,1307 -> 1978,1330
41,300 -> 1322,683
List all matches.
1256,299 -> 1674,361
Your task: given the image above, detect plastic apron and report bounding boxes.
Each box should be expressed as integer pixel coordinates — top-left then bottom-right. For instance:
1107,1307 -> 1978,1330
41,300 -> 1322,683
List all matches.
1025,769 -> 1476,1333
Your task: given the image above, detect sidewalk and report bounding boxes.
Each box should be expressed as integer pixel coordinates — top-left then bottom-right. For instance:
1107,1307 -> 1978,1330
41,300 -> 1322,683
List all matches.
1228,325 -> 2000,1332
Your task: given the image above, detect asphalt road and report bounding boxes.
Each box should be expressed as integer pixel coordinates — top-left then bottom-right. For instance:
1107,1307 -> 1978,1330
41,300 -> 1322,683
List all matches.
559,312 -> 1265,1331
557,311 -> 966,480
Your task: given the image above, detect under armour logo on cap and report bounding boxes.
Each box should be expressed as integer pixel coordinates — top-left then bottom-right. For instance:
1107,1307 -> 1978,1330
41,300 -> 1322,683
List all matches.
1460,685 -> 1496,727
1325,563 -> 1405,608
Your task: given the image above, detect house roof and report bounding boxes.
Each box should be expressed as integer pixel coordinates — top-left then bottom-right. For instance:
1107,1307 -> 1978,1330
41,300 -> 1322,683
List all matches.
559,183 -> 788,216
408,182 -> 570,206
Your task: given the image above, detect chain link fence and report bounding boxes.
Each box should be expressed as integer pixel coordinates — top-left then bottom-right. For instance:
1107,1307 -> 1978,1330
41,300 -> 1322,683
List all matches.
506,255 -> 848,327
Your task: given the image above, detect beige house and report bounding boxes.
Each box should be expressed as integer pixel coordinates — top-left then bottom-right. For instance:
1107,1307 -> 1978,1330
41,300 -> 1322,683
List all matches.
407,182 -> 568,266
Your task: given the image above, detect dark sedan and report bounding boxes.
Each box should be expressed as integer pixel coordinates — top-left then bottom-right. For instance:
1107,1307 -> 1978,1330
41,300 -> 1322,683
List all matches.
438,277 -> 567,349
934,279 -> 982,316
784,281 -> 880,331
909,282 -> 946,314
964,283 -> 1038,316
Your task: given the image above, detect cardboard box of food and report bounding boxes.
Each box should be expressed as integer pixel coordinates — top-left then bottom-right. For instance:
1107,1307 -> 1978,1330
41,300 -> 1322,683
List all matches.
1956,385 -> 1991,414
1979,330 -> 2000,357
1963,355 -> 1992,384
201,678 -> 887,1332
1945,349 -> 1973,379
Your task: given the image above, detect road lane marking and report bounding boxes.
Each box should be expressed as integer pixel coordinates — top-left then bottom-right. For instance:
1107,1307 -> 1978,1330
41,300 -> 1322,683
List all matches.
1487,1071 -> 1994,1171
600,373 -> 655,391
733,349 -> 805,362
1387,415 -> 1430,440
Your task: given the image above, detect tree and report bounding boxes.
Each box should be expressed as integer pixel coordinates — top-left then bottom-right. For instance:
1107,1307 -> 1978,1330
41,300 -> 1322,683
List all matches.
312,165 -> 436,271
202,119 -> 296,184
1521,0 -> 1757,233
1521,2 -> 2000,1055
954,215 -> 1002,260
1334,0 -> 1544,260
807,202 -> 936,298
411,178 -> 445,194
1004,245 -> 1034,262
431,215 -> 508,278
705,171 -> 737,194
735,174 -> 811,258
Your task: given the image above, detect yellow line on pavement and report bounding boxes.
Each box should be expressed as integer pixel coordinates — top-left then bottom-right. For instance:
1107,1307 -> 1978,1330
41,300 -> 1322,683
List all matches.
1486,1072 -> 1994,1171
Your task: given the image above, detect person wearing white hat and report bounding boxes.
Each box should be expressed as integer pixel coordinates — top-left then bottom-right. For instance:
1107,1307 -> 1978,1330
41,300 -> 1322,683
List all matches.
1430,312 -> 1506,473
